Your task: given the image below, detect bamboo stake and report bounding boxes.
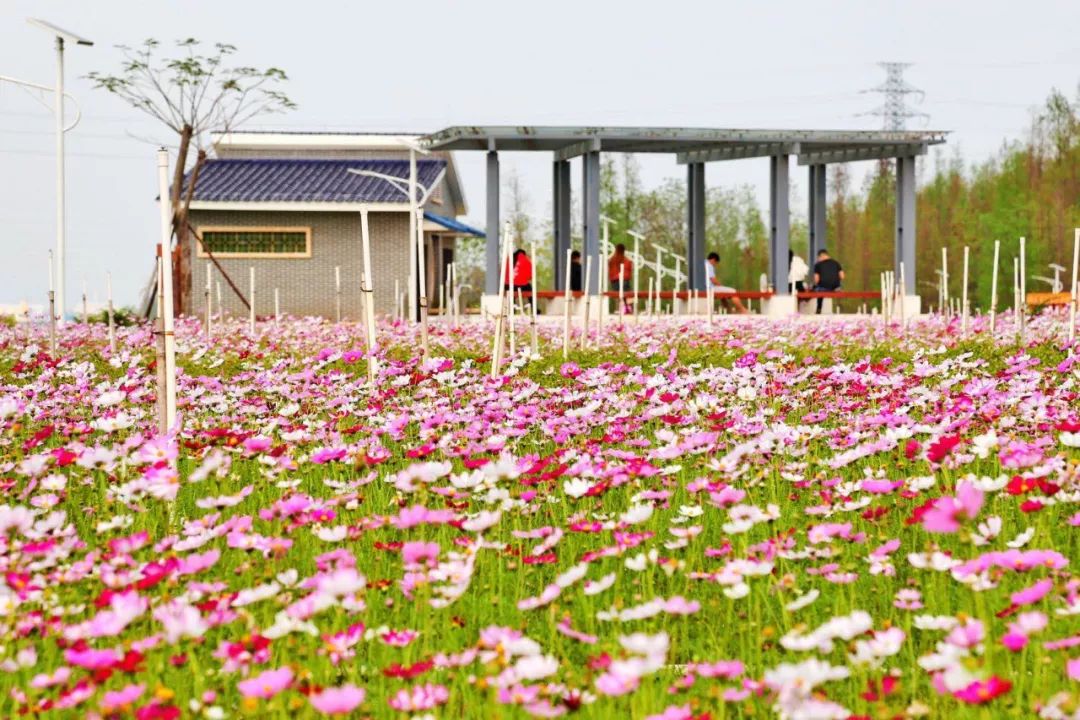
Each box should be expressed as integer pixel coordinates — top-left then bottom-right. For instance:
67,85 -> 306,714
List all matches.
47,251 -> 56,355
989,240 -> 1000,336
274,288 -> 281,322
216,281 -> 222,319
1013,257 -> 1020,342
490,221 -> 511,378
580,255 -> 592,350
248,267 -> 255,335
618,264 -> 625,327
156,151 -> 178,435
106,272 -> 116,354
154,257 -> 167,435
961,246 -> 970,337
205,263 -> 212,339
509,288 -> 518,358
335,266 -> 341,323
1019,237 -> 1027,342
562,249 -> 572,359
416,209 -> 430,359
359,209 -> 377,384
529,240 -> 538,356
898,263 -> 907,328
941,247 -> 949,318
647,276 -> 655,319
1069,228 -> 1079,343
394,279 -> 400,323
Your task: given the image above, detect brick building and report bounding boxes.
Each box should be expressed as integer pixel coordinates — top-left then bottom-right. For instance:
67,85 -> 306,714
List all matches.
184,132 -> 480,319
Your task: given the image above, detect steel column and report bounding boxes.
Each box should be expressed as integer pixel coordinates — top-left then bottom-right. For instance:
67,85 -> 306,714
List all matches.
808,164 -> 826,261
553,159 -> 571,290
485,149 -> 500,295
687,162 -> 706,290
769,154 -> 791,294
895,155 -> 916,294
582,151 -> 601,294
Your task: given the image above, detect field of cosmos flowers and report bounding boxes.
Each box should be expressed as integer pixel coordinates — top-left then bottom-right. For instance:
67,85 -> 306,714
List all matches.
2,311 -> 1080,720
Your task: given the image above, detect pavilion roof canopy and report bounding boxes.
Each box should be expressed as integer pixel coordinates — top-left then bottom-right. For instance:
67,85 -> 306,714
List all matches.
420,126 -> 947,165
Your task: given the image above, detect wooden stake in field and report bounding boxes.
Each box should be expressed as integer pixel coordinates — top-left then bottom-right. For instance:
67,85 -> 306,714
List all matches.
1019,236 -> 1027,342
1013,257 -> 1021,342
415,208 -> 430,359
205,263 -> 212,339
706,261 -> 714,325
274,288 -> 281,322
47,251 -> 57,355
989,240 -> 1000,336
156,150 -> 178,434
393,279 -> 400,323
106,271 -> 116,354
335,266 -> 342,323
248,267 -> 256,336
961,246 -> 970,336
359,210 -> 378,384
618,265 -> 626,328
941,247 -> 949,318
1069,228 -> 1079,343
216,281 -> 222,319
490,221 -> 512,378
154,256 -> 167,434
562,248 -> 572,359
580,255 -> 592,351
529,239 -> 539,356
647,276 -> 655,319
673,256 -> 682,318
898,263 -> 907,328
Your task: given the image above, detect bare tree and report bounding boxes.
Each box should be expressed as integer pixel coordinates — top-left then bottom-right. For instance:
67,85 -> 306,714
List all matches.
87,39 -> 295,314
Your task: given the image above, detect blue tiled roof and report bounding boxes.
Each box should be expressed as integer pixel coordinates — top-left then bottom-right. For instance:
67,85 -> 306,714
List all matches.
424,212 -> 484,237
185,158 -> 447,203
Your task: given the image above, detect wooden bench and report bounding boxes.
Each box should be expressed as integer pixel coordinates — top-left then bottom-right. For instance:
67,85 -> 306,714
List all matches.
1026,292 -> 1073,309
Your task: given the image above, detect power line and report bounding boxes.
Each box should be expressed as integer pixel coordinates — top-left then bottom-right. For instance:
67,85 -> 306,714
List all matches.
859,62 -> 930,131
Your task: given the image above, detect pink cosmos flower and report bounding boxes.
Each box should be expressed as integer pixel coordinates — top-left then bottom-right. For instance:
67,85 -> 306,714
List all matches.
1068,658 -> 1080,681
1011,578 -> 1054,607
100,683 -> 144,711
953,676 -> 1011,704
922,481 -> 983,533
595,672 -> 640,696
64,647 -> 120,669
237,666 -> 294,699
387,682 -> 449,711
309,684 -> 366,715
401,541 -> 440,567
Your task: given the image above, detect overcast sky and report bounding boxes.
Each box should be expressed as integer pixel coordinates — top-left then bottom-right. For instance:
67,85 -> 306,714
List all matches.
2,0 -> 1079,309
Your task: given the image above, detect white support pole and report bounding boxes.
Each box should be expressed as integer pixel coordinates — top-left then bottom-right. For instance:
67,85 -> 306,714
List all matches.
156,150 -> 177,433
248,267 -> 255,336
416,207 -> 430,358
491,221 -> 511,378
580,254 -> 592,350
274,287 -> 280,322
394,279 -> 400,323
647,276 -> 655,320
154,257 -> 167,434
562,248 -> 572,359
509,286 -> 518,358
898,263 -> 906,328
55,37 -> 66,328
674,256 -> 682,317
941,247 -> 949,318
205,263 -> 212,339
106,271 -> 116,354
961,246 -> 970,337
1013,257 -> 1020,341
706,261 -> 714,325
631,231 -> 641,316
618,264 -> 625,327
989,240 -> 1000,336
530,237 -> 538,356
1019,236 -> 1027,341
1069,228 -> 1079,343
335,265 -> 341,323
360,209 -> 378,383
216,281 -> 222,319
408,151 -> 418,324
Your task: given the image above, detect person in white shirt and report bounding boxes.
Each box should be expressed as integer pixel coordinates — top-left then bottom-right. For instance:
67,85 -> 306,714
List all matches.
706,252 -> 748,314
788,250 -> 809,292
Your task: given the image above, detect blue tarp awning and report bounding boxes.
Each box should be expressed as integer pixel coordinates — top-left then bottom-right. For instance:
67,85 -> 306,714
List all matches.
423,211 -> 484,237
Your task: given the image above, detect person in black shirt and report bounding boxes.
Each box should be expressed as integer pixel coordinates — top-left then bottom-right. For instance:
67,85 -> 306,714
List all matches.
812,249 -> 844,314
569,250 -> 583,293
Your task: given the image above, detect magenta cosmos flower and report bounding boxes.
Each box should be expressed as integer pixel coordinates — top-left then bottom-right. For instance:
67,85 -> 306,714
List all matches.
922,481 -> 983,533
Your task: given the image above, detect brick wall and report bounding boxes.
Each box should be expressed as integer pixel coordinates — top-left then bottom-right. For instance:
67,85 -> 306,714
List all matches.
188,210 -> 412,319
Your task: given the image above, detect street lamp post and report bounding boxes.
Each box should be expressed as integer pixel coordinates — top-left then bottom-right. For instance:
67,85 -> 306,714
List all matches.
28,19 -> 93,325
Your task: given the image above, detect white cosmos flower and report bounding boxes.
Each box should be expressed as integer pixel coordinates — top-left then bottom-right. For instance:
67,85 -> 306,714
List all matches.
1006,527 -> 1035,548
563,478 -> 592,499
620,504 -> 653,525
512,654 -> 559,681
785,589 -> 820,612
619,631 -> 669,657
584,573 -> 616,596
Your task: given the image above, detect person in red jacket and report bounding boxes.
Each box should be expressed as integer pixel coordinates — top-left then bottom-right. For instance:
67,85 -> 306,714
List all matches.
608,243 -> 633,314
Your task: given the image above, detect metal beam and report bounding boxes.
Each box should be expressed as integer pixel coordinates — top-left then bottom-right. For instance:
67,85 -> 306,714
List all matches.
895,155 -> 916,294
808,164 -> 826,261
687,163 -> 706,290
555,138 -> 602,162
485,150 -> 499,295
582,151 -> 601,294
769,154 -> 791,294
677,142 -> 799,164
552,159 -> 571,290
798,143 -> 926,166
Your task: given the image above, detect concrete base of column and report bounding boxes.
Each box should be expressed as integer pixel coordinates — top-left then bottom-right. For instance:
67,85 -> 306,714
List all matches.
762,295 -> 797,318
799,298 -> 834,315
